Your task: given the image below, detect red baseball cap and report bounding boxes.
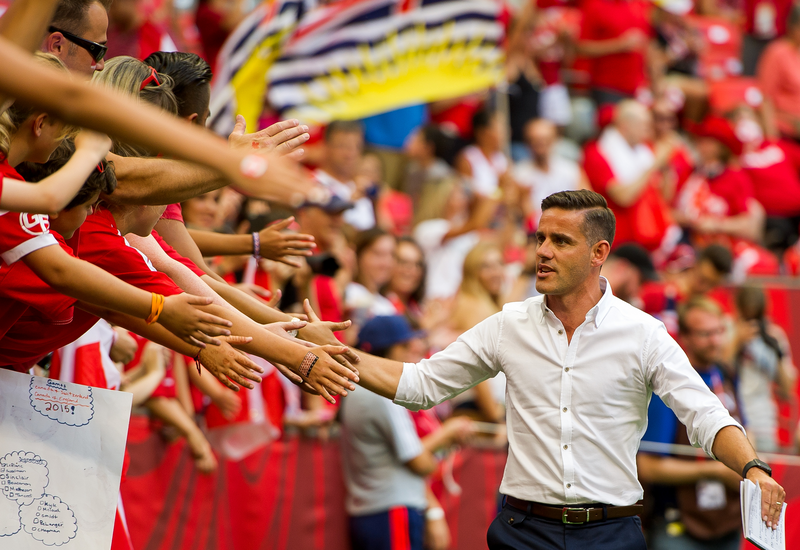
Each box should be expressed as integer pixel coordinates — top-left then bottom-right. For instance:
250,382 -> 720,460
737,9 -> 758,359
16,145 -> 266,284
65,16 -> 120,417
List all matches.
686,115 -> 743,156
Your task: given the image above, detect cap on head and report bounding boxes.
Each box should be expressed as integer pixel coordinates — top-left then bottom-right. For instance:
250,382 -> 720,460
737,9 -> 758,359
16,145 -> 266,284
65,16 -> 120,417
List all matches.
298,194 -> 354,214
357,315 -> 424,355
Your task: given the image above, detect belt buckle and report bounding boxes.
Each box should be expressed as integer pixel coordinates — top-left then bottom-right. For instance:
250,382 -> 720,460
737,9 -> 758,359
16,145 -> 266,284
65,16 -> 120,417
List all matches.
562,507 -> 590,525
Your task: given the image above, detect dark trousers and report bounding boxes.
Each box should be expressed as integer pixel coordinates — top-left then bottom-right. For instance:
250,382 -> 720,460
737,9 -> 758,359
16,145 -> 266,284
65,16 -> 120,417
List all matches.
349,506 -> 424,550
487,504 -> 647,550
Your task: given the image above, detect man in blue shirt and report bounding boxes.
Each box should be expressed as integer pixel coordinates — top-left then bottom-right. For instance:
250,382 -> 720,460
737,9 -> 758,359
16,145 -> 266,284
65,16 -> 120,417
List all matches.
638,297 -> 745,550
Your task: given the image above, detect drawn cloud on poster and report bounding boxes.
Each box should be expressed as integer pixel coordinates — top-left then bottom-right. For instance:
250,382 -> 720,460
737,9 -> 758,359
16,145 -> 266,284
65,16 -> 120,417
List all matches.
0,491 -> 21,536
29,378 -> 94,427
1,451 -> 49,505
20,494 -> 78,546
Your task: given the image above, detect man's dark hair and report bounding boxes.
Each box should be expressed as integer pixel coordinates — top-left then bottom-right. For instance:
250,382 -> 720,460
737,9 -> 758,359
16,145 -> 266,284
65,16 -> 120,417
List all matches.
696,244 -> 733,275
144,52 -> 213,119
540,190 -> 616,246
52,0 -> 112,34
16,139 -> 116,210
324,120 -> 364,143
471,108 -> 496,134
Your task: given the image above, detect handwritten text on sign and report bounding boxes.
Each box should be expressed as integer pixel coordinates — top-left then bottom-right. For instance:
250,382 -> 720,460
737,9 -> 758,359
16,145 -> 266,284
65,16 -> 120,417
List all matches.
29,378 -> 93,427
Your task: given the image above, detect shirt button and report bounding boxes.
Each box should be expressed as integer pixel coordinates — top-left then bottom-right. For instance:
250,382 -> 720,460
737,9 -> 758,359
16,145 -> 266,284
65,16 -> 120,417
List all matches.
564,367 -> 570,372
563,407 -> 568,412
558,329 -> 563,335
566,483 -> 572,488
563,445 -> 568,450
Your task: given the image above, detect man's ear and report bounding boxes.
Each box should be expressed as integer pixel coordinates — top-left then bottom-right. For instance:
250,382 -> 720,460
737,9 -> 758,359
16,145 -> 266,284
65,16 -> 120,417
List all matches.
32,113 -> 48,138
591,240 -> 611,268
43,32 -> 67,56
186,113 -> 200,125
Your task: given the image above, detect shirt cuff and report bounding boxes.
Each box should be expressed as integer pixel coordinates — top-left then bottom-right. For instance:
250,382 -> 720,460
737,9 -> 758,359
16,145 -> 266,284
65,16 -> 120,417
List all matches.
704,418 -> 746,460
393,362 -> 424,411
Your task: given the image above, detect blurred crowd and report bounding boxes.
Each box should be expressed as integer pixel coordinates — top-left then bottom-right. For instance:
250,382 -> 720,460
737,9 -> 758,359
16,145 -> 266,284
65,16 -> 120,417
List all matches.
15,0 -> 800,547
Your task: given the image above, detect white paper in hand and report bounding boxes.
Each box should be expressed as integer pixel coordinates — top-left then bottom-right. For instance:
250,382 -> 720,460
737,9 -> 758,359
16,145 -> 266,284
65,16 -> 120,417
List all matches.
0,369 -> 131,549
740,478 -> 787,550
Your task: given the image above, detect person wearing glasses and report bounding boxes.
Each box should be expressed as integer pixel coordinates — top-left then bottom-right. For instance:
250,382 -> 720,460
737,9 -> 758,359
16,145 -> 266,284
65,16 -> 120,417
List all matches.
43,0 -> 109,77
637,297 -> 747,550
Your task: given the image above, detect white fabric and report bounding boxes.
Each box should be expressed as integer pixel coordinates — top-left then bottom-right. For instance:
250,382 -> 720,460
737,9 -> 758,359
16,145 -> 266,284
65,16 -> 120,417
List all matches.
462,145 -> 508,196
539,84 -> 573,126
314,169 -> 376,230
514,155 -> 581,224
54,320 -> 122,391
597,127 -> 655,186
394,278 -> 743,506
344,282 -> 398,319
413,219 -> 480,300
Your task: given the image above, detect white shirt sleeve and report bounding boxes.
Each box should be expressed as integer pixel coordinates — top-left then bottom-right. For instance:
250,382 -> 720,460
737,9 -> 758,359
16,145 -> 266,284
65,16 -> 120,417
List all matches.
394,312 -> 503,411
645,323 -> 744,458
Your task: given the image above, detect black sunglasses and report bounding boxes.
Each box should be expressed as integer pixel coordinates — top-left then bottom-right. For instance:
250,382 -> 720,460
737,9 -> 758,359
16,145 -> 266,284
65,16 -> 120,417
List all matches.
48,26 -> 108,63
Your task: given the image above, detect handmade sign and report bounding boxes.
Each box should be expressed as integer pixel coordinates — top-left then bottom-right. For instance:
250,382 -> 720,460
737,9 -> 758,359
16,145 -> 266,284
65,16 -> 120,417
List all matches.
0,369 -> 131,549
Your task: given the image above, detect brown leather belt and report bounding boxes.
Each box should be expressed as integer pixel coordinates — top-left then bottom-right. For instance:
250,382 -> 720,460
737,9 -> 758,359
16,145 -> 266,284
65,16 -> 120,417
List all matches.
505,496 -> 643,525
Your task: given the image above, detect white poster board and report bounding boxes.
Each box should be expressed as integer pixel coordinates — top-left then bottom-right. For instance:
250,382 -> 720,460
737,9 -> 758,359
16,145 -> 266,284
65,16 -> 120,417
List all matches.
0,369 -> 132,549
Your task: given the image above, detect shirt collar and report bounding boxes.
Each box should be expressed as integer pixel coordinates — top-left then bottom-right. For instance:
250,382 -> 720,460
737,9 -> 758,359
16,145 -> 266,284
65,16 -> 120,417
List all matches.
536,276 -> 615,328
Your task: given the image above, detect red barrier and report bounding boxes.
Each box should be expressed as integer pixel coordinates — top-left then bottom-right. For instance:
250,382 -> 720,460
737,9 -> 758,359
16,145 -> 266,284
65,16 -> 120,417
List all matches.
123,415 -> 800,550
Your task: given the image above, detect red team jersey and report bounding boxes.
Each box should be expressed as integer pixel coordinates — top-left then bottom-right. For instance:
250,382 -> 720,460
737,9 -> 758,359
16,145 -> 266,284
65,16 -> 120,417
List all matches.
0,207 -> 183,370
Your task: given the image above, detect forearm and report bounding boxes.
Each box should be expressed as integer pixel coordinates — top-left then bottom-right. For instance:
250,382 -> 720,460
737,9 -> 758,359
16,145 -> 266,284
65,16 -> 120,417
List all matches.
203,276 -> 289,323
122,369 -> 165,406
25,248 -> 152,319
577,38 -> 625,57
153,219 -> 227,282
711,425 -> 758,476
188,228 -> 253,256
351,352 -> 404,400
421,428 -> 452,454
606,168 -> 657,207
444,197 -> 498,241
110,155 -> 225,205
716,212 -> 764,242
0,0 -> 59,53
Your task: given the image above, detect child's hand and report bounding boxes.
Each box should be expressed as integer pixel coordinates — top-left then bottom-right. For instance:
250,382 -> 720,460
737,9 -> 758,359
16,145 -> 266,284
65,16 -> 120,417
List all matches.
73,130 -> 112,160
160,294 -> 232,347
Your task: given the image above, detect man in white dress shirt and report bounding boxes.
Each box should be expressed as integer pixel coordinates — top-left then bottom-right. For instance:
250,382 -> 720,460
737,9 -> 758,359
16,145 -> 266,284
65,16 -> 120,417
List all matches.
343,190 -> 785,549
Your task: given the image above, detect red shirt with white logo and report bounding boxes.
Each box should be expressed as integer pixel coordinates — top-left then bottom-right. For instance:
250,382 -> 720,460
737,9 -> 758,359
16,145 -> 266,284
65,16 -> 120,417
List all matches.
0,158 -> 58,265
740,140 -> 800,217
0,209 -> 182,370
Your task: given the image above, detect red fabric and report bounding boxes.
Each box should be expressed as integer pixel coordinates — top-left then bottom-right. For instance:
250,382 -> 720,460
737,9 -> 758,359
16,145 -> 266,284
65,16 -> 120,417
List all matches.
0,159 -> 57,257
377,189 -> 414,236
688,16 -> 743,80
107,20 -> 171,61
120,419 -> 800,550
124,334 -> 177,399
579,0 -> 651,95
112,505 -> 134,550
50,342 -> 109,389
160,203 -> 184,224
708,78 -> 764,114
428,97 -> 483,140
195,3 -> 228,70
687,115 -> 743,156
79,207 -> 183,297
741,140 -> 800,217
152,230 -> 206,277
389,507 -> 411,550
583,141 -> 673,250
743,0 -> 792,37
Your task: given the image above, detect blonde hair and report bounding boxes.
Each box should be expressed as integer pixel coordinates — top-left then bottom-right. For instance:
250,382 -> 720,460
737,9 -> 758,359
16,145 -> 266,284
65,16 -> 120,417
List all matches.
0,53 -> 70,157
460,241 -> 503,308
92,56 -> 178,157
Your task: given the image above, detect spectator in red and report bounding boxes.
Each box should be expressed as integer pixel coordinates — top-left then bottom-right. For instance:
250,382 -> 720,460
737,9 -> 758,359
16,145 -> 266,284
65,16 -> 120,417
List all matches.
641,244 -> 733,336
105,0 -> 177,60
675,115 -> 777,278
756,5 -> 800,140
742,0 -> 794,75
651,97 -> 694,204
734,105 -> 800,251
577,0 -> 652,105
583,100 -> 680,258
195,0 -> 249,71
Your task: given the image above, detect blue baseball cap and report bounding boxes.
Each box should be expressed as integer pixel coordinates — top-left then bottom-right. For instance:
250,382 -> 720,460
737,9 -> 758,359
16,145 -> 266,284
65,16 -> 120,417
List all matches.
299,194 -> 354,214
357,315 -> 425,353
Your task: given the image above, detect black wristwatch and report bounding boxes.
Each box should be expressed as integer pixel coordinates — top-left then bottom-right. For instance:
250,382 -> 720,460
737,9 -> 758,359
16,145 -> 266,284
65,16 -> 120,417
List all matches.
742,459 -> 772,479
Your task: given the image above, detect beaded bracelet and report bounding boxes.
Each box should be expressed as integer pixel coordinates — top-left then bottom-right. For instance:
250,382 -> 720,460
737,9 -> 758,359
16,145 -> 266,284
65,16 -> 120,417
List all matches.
299,352 -> 318,378
252,231 -> 261,261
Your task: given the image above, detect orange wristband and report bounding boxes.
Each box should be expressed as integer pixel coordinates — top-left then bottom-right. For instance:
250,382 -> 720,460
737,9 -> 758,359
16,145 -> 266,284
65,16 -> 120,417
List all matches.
146,293 -> 165,324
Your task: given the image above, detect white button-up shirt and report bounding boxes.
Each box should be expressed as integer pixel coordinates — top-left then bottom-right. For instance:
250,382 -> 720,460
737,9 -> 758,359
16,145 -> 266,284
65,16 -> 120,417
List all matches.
394,278 -> 742,506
